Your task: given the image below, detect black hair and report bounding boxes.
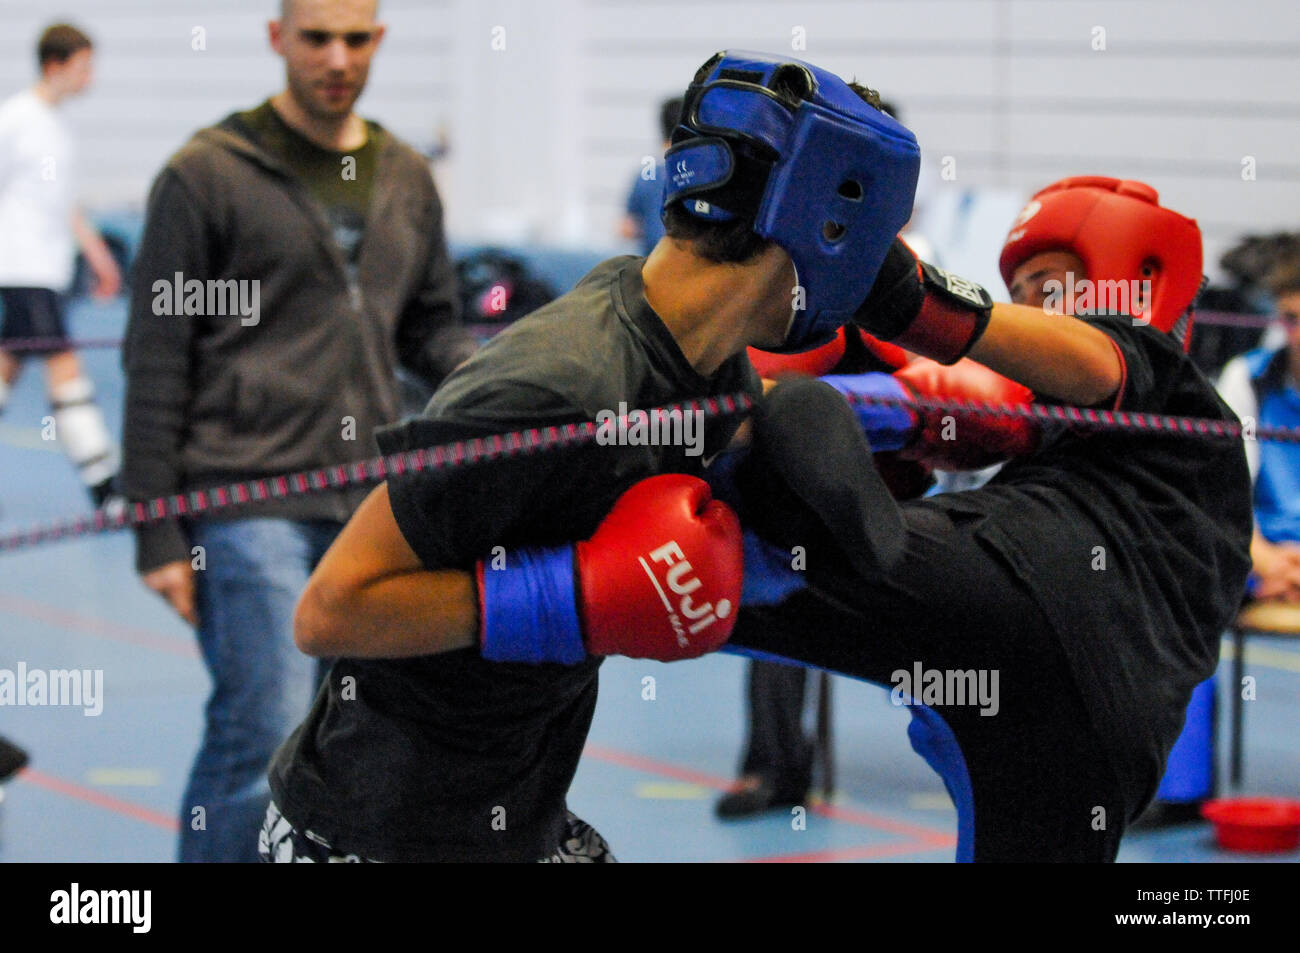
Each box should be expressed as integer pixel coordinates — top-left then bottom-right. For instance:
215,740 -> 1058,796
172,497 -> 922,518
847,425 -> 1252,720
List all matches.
1266,254 -> 1300,298
659,97 -> 684,143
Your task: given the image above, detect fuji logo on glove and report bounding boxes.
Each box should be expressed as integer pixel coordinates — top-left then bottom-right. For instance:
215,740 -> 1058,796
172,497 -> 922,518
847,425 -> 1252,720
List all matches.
638,540 -> 733,648
479,475 -> 742,665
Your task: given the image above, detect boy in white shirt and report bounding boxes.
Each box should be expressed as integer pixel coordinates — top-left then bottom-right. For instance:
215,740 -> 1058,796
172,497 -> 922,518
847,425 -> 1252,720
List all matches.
0,22 -> 122,506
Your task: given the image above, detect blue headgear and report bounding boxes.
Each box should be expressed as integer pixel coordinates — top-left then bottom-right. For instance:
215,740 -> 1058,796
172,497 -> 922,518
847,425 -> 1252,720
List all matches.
662,51 -> 921,351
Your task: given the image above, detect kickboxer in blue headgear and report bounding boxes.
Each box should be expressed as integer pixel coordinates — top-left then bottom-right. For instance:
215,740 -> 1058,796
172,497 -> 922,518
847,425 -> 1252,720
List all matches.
262,50 -> 923,863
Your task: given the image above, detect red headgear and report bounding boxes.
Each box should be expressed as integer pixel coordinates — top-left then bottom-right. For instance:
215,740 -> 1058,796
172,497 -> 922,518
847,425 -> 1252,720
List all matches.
999,176 -> 1203,347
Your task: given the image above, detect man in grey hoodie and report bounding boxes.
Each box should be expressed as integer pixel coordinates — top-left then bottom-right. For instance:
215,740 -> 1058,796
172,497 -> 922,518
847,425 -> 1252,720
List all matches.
121,0 -> 473,862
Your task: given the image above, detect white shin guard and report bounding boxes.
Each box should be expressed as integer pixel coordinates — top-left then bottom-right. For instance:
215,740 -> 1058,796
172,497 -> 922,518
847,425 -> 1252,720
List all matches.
50,377 -> 119,488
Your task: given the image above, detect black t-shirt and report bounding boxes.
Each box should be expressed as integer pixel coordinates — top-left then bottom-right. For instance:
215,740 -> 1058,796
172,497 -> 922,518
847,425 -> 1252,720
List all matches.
236,101 -> 379,285
268,256 -> 759,861
917,313 -> 1252,801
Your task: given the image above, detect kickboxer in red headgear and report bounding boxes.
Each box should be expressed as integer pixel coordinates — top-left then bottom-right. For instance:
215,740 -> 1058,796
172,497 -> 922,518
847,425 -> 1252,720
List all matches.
714,175 -> 1248,860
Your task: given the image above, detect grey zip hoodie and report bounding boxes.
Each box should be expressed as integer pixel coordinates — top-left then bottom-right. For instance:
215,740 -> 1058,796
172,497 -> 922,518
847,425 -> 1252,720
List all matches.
122,111 -> 472,572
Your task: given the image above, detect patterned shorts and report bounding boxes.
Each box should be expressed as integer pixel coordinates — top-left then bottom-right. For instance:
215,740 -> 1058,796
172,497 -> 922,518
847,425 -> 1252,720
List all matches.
259,800 -> 616,863
537,812 -> 616,863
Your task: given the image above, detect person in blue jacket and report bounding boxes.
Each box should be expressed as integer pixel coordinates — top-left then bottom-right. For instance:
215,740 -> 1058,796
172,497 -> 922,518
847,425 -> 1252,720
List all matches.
1217,254 -> 1300,602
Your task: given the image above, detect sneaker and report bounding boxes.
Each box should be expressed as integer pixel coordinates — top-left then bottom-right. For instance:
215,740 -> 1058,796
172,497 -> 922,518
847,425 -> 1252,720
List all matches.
89,477 -> 128,521
0,737 -> 29,782
715,774 -> 806,819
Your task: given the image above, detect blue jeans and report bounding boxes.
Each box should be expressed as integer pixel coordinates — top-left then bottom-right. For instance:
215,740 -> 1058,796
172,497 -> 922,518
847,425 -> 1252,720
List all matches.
179,518 -> 341,863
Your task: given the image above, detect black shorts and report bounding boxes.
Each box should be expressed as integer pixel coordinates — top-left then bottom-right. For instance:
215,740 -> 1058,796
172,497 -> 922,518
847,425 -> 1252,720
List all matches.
0,287 -> 69,354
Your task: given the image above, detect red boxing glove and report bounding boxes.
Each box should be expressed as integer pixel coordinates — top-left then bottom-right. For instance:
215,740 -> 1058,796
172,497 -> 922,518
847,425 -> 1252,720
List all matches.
854,328 -> 909,372
893,358 -> 1039,471
479,475 -> 743,663
580,475 -> 743,659
748,326 -> 847,379
749,328 -> 908,380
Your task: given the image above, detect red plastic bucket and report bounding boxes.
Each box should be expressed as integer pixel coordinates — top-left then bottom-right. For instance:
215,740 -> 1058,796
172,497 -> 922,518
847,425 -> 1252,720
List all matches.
1201,797 -> 1300,852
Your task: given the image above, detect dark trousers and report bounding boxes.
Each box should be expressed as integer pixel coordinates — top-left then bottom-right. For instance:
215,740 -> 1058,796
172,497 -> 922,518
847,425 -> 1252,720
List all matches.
732,503 -> 1128,863
739,659 -> 813,798
727,377 -> 1180,860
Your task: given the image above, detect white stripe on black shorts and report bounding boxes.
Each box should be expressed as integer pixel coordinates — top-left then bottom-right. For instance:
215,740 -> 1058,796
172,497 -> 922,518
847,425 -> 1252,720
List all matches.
259,800 -> 616,863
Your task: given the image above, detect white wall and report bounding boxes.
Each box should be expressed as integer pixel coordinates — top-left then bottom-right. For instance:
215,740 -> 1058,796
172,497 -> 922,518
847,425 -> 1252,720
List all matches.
2,0 -> 1297,275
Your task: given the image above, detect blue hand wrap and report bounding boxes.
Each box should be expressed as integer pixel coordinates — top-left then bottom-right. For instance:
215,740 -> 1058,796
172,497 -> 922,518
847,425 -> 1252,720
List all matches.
741,530 -> 808,606
480,545 -> 586,665
819,373 -> 918,452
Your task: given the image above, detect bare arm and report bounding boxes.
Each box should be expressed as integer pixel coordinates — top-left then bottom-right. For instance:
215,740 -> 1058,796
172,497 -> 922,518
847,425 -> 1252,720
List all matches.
71,209 -> 121,299
1250,526 -> 1300,602
294,482 -> 479,658
968,301 -> 1123,407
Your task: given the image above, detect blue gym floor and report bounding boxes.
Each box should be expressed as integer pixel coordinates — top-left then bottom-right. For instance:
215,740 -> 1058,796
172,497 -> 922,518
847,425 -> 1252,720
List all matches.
0,298 -> 1297,863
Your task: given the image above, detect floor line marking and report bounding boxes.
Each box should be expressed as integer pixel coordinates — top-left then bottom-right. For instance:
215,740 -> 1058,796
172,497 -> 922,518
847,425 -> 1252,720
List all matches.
0,423 -> 61,452
582,742 -> 954,840
741,839 -> 955,864
806,800 -> 958,842
0,592 -> 197,658
16,767 -> 179,832
1220,640 -> 1300,675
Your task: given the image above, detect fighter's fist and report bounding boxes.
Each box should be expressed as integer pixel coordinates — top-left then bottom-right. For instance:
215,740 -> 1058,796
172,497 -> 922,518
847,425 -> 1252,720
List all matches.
853,238 -> 994,365
479,475 -> 743,664
893,358 -> 1039,470
818,372 -> 919,453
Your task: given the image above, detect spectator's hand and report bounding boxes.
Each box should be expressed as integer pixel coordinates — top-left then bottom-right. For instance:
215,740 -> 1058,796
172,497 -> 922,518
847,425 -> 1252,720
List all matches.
142,560 -> 198,626
1251,539 -> 1300,602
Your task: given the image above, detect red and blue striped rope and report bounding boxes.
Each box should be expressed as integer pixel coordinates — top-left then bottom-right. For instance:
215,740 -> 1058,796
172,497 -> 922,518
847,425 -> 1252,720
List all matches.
0,394 -> 755,552
2,389 -> 1297,552
0,309 -> 1281,355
